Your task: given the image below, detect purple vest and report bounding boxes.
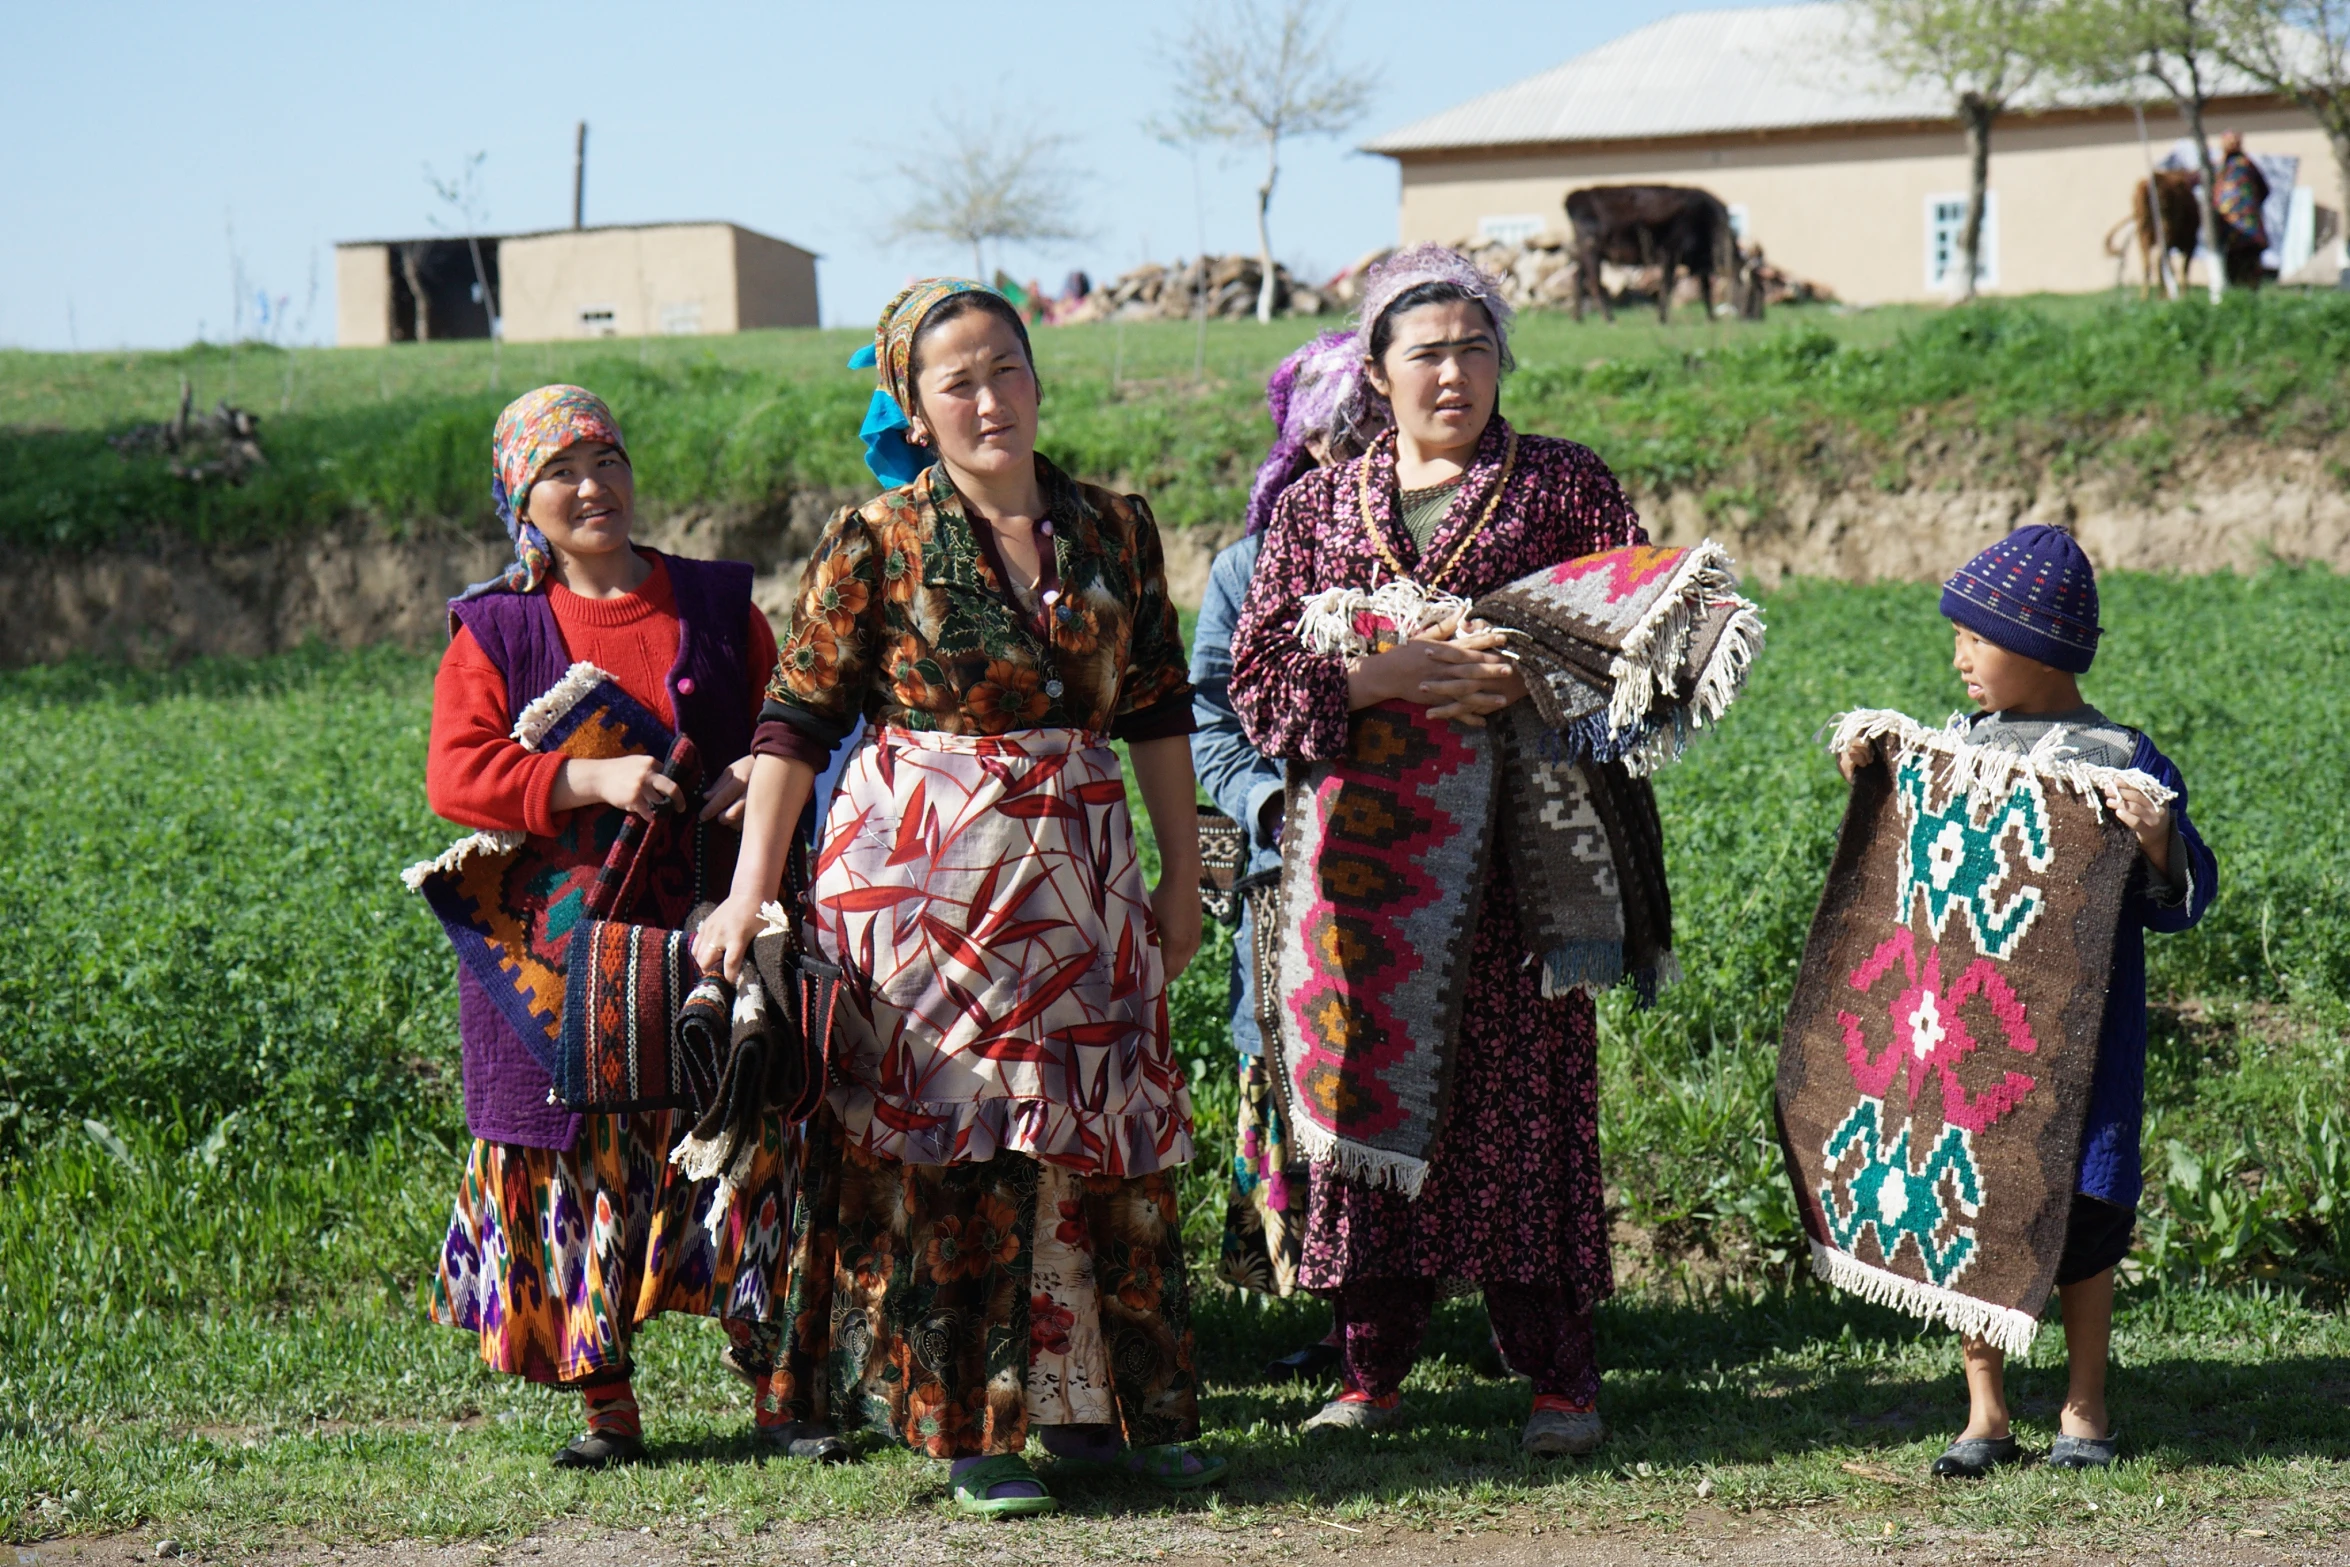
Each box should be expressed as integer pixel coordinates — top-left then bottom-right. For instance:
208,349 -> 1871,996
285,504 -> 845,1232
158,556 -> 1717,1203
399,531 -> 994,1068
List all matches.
444,551 -> 757,1147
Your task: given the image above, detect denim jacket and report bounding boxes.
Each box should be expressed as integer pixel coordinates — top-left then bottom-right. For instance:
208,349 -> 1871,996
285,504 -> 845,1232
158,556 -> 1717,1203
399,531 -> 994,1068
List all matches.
1189,533 -> 1285,1055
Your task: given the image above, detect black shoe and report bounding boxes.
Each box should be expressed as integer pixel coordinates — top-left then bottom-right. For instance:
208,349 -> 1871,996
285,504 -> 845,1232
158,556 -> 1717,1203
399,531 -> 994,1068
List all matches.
1931,1435 -> 2023,1478
1261,1341 -> 1342,1382
754,1421 -> 851,1463
2045,1432 -> 2119,1470
553,1430 -> 646,1470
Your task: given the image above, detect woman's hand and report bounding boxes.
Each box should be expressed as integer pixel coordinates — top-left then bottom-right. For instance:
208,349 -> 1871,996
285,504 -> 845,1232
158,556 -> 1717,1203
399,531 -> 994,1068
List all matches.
1150,879 -> 1202,985
552,754 -> 680,819
699,754 -> 757,826
1346,617 -> 1524,725
2102,780 -> 2175,878
691,890 -> 775,985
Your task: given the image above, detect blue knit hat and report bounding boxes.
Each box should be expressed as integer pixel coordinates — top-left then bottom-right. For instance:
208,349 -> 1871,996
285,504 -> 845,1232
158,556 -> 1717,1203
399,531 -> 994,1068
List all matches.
1939,524 -> 2101,673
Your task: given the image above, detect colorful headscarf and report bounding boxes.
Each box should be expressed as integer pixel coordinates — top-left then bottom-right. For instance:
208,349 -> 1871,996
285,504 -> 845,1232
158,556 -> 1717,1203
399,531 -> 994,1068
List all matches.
1245,328 -> 1388,535
1355,243 -> 1516,371
457,384 -> 629,600
848,277 -> 991,488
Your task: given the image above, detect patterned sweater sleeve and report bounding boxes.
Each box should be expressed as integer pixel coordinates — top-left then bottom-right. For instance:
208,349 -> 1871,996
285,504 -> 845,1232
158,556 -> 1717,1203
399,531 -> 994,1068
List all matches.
755,503 -> 881,767
1229,475 -> 1354,762
1108,491 -> 1197,744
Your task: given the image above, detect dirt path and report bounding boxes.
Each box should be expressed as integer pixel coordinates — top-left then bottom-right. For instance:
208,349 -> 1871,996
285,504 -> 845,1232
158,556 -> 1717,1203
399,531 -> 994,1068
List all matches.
27,1510 -> 2346,1567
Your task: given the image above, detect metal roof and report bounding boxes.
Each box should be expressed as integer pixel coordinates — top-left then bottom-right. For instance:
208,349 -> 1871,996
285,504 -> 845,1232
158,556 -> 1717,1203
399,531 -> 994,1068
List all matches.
1364,1 -> 2271,155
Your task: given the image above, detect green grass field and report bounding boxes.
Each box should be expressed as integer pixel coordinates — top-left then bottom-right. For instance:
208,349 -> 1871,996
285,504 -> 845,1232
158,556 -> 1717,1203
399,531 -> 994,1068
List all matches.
3,568 -> 2345,1554
8,290 -> 2349,553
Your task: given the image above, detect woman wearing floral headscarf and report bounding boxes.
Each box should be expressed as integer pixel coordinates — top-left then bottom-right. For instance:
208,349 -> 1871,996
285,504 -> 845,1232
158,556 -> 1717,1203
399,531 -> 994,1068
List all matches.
424,385 -> 792,1469
695,280 -> 1218,1515
1230,246 -> 1648,1457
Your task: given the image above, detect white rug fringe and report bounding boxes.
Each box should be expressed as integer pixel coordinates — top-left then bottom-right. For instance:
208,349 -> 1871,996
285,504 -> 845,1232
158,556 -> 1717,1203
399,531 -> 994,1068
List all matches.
1295,582 -> 1474,659
1809,1240 -> 2041,1356
1290,1115 -> 1430,1199
1827,708 -> 2176,819
510,661 -> 621,750
400,830 -> 525,891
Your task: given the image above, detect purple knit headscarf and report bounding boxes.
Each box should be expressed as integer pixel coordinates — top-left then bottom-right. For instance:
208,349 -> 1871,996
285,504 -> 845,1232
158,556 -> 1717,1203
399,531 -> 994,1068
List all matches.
1245,328 -> 1386,535
1357,243 -> 1516,368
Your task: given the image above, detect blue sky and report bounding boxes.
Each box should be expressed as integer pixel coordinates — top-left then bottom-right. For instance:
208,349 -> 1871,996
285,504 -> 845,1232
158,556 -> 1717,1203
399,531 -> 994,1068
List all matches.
3,0 -> 1784,351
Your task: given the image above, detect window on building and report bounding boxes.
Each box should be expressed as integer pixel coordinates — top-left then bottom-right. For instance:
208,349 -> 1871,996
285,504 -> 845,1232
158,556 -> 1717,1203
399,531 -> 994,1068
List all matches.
1925,193 -> 1998,292
577,306 -> 618,337
1478,213 -> 1545,246
659,302 -> 704,335
1726,203 -> 1751,242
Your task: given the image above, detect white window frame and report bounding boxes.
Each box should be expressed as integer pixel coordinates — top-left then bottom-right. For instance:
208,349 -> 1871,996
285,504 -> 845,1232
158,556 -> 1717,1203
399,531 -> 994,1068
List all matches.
577,304 -> 619,338
1924,191 -> 1998,293
1477,213 -> 1546,246
1726,202 -> 1751,242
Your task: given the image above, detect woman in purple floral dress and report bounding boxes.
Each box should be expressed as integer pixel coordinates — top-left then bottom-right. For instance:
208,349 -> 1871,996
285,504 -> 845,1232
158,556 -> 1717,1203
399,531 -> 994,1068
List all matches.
1228,246 -> 1645,1458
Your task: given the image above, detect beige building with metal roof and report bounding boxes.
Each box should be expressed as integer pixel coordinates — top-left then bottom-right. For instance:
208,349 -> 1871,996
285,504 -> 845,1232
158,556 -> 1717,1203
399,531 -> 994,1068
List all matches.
1367,3 -> 2342,303
335,221 -> 819,347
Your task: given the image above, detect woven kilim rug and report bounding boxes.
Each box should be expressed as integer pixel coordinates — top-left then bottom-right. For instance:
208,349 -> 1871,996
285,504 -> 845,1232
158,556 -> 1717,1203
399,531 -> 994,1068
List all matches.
403,662 -> 716,1060
1776,709 -> 2171,1352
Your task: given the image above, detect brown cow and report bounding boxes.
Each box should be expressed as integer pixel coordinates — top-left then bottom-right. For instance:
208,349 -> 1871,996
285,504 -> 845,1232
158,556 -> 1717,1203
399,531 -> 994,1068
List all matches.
1564,184 -> 1742,324
2105,167 -> 2267,297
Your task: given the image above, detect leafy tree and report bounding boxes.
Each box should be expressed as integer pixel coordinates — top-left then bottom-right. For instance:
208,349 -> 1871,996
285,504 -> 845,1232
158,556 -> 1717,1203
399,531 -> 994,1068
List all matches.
1856,0 -> 2059,302
1154,0 -> 1377,324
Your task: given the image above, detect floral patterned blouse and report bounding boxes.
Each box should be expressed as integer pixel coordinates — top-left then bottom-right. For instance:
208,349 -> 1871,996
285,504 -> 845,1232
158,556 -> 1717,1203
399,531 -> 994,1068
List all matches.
757,457 -> 1194,764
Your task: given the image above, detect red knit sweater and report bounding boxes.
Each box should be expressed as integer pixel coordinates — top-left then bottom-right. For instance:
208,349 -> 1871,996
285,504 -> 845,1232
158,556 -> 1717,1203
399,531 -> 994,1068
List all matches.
426,553 -> 780,837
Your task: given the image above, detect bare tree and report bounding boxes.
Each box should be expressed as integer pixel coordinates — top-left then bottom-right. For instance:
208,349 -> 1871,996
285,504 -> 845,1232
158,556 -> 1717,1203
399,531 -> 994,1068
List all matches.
427,152 -> 500,332
2052,0 -> 2238,297
881,114 -> 1089,280
1855,0 -> 2056,301
1154,0 -> 1377,323
2217,0 -> 2350,270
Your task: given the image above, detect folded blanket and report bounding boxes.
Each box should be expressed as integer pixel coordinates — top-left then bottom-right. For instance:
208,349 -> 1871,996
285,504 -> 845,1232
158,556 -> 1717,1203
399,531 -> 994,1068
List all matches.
667,905 -> 842,1227
403,662 -> 726,1064
1270,542 -> 1757,1192
1473,540 -> 1765,775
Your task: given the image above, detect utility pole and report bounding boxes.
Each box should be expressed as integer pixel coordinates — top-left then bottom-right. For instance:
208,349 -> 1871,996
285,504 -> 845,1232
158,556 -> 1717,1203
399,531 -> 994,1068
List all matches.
573,121 -> 587,230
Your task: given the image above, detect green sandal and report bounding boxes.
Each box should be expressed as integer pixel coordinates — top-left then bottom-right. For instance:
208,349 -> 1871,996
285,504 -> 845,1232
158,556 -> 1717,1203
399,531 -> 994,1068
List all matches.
1128,1443 -> 1228,1491
950,1454 -> 1059,1519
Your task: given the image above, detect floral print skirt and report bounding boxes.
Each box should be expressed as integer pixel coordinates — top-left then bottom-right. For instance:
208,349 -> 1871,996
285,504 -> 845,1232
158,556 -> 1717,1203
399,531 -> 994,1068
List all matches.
1219,1054 -> 1306,1296
769,1109 -> 1200,1458
432,1109 -> 795,1387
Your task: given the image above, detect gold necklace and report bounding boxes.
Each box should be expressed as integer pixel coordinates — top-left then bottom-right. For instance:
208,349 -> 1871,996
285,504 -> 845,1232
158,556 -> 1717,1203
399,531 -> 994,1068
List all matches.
1357,429 -> 1518,591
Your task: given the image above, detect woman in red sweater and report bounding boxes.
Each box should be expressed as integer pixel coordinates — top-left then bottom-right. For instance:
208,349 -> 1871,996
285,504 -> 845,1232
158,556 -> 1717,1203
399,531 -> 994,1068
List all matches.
422,385 -> 791,1469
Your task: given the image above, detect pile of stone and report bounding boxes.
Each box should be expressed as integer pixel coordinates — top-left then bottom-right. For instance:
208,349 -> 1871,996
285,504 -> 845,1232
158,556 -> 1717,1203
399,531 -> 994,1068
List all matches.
1064,255 -> 1334,322
1329,235 -> 1835,316
108,379 -> 266,484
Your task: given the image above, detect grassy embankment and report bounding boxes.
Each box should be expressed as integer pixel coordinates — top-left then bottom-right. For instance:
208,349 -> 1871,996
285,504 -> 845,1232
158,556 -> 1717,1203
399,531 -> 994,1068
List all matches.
3,567 -> 2345,1552
8,290 -> 2350,551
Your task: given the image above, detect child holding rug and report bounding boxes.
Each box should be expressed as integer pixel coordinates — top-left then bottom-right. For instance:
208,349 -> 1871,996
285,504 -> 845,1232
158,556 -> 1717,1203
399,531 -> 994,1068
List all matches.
1838,524 -> 2217,1476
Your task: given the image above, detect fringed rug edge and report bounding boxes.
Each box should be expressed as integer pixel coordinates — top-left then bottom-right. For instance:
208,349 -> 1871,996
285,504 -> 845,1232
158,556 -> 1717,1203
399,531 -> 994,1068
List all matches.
1808,1239 -> 2042,1357
1827,708 -> 2177,815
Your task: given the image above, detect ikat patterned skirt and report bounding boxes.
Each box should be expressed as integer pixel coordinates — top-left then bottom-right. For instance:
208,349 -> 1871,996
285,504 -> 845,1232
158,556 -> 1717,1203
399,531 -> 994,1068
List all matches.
432,1109 -> 795,1386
